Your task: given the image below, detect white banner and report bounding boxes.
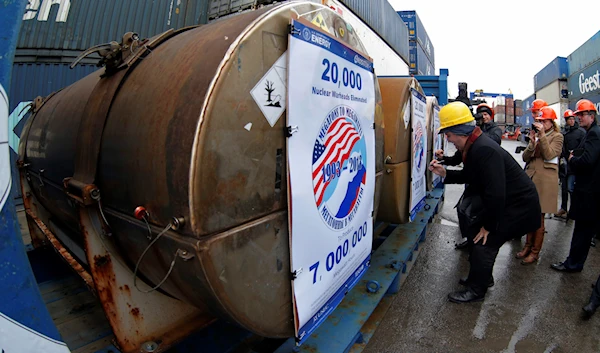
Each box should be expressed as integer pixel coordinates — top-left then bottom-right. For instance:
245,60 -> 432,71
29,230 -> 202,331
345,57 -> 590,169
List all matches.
432,105 -> 442,188
0,85 -> 11,212
287,19 -> 375,344
0,313 -> 71,353
410,89 -> 427,220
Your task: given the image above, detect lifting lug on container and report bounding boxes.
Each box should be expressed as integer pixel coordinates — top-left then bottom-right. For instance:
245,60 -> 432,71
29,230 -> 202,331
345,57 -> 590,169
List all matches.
70,32 -> 145,74
63,177 -> 101,206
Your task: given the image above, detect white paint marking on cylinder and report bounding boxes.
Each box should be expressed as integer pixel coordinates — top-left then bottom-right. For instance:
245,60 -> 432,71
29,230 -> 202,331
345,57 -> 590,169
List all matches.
244,123 -> 252,131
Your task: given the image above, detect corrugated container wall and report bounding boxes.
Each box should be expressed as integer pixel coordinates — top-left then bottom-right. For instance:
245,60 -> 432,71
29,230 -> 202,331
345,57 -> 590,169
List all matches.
515,99 -> 523,115
517,94 -> 536,127
568,58 -> 600,113
397,11 -> 434,65
568,59 -> 600,100
18,0 -> 210,53
534,57 -> 568,92
208,0 -> 268,19
323,0 -> 408,75
408,41 -> 434,75
568,30 -> 600,74
536,80 -> 568,105
339,0 -> 410,64
9,63 -> 97,112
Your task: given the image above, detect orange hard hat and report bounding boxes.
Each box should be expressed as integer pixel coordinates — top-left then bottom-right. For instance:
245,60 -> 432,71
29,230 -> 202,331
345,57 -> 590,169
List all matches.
537,106 -> 557,120
563,109 -> 575,119
574,99 -> 598,115
476,103 -> 494,119
530,99 -> 548,113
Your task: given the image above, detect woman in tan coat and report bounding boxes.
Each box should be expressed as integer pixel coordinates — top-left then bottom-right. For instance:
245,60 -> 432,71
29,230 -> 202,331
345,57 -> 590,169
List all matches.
517,106 -> 564,264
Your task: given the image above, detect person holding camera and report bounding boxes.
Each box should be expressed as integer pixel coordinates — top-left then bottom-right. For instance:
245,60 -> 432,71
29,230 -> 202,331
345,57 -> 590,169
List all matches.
516,107 -> 563,264
555,109 -> 585,219
429,102 -> 540,303
552,100 -> 600,273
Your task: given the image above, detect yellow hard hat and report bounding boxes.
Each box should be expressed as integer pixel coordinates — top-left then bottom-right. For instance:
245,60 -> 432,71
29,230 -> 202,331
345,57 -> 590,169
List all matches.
439,101 -> 474,131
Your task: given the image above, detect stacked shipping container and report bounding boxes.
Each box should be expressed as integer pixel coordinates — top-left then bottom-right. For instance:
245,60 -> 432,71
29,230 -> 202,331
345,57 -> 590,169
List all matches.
567,31 -> 600,113
492,96 -> 514,124
398,11 -> 435,76
517,94 -> 536,127
533,57 -> 569,126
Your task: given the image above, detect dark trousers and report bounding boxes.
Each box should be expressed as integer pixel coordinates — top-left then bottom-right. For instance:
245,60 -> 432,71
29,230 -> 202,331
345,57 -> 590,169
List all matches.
590,274 -> 600,306
560,174 -> 569,210
565,218 -> 597,270
468,244 -> 500,296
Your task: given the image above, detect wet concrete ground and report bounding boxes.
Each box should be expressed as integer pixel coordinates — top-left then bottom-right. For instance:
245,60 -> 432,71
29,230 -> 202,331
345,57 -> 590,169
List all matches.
365,140 -> 600,353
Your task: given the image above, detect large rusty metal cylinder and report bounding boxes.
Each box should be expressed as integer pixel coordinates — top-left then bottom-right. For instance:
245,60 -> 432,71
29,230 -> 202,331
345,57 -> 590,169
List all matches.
19,1 -> 384,344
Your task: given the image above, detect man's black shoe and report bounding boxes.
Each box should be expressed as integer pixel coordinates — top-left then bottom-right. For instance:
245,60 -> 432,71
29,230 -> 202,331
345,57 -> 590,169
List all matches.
455,239 -> 469,250
582,303 -> 598,319
448,289 -> 485,303
550,262 -> 582,272
458,277 -> 494,288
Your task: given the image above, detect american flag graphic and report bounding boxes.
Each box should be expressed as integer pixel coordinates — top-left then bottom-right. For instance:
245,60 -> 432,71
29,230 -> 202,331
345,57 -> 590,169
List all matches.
312,118 -> 361,207
414,122 -> 424,169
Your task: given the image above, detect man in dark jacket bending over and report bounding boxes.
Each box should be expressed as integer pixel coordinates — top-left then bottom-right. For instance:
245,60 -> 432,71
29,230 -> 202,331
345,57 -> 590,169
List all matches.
429,102 -> 541,303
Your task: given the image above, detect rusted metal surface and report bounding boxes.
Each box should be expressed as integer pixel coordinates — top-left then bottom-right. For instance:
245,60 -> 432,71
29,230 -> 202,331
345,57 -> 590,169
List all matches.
25,209 -> 95,291
81,206 -> 212,353
19,1 -> 386,341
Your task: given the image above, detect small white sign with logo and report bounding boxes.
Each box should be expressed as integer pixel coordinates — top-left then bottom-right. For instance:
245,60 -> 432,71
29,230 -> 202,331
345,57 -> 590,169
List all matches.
250,51 -> 287,127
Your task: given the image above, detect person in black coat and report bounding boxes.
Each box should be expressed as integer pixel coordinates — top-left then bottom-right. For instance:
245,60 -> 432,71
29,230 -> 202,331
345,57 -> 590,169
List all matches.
476,104 -> 503,146
551,100 -> 600,272
556,109 -> 586,218
434,104 -> 503,250
430,102 -> 541,303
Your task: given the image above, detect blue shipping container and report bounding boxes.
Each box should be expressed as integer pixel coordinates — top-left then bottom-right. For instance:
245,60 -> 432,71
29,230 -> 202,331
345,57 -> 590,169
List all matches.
340,0 -> 410,66
568,58 -> 600,100
408,40 -> 434,76
518,93 -> 536,126
18,0 -> 210,52
534,57 -> 568,92
568,30 -> 600,74
397,11 -> 434,65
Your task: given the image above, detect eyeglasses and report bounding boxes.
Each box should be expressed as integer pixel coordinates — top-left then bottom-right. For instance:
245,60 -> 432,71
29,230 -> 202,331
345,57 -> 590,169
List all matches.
576,112 -> 594,118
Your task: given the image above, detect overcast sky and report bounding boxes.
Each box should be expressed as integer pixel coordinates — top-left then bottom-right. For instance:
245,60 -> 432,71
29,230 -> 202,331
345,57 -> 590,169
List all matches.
388,0 -> 600,100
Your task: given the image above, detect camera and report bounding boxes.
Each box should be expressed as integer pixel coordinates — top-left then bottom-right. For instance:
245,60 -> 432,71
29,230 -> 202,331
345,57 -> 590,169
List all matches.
531,123 -> 539,133
473,112 -> 483,121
